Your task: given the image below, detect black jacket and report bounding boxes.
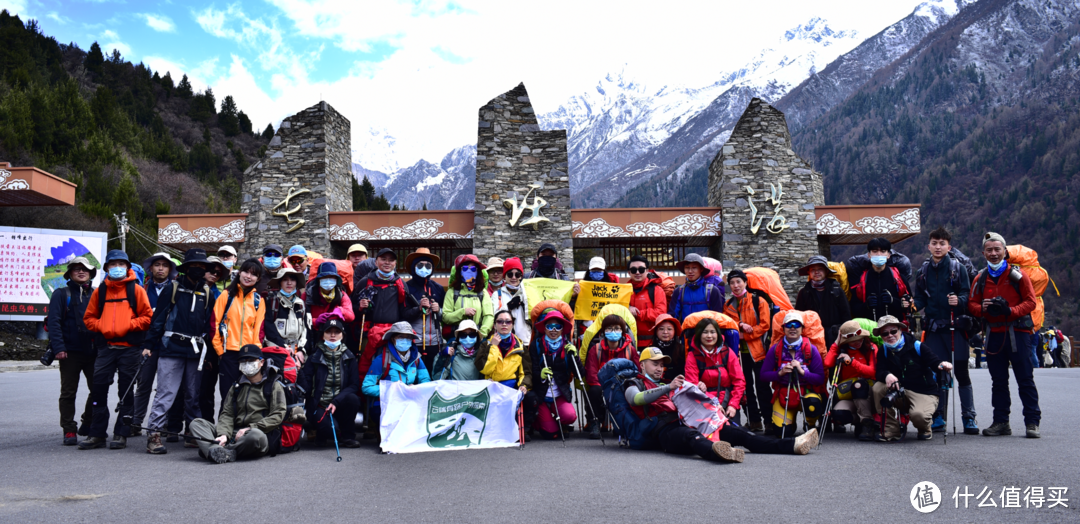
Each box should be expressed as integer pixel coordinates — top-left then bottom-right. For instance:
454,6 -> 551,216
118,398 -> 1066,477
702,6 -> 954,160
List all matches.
298,344 -> 360,413
845,250 -> 912,288
914,256 -> 970,324
795,279 -> 851,344
46,282 -> 100,354
144,277 -> 214,359
875,333 -> 941,396
530,338 -> 581,399
850,267 -> 908,321
352,274 -> 419,325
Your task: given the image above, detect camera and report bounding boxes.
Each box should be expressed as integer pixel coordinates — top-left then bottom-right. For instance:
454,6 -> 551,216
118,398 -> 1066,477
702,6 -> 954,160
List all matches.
986,296 -> 1011,317
880,386 -> 906,410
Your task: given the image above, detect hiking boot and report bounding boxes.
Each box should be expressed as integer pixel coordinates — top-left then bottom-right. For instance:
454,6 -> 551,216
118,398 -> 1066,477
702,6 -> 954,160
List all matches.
588,424 -> 601,440
747,421 -> 764,433
875,433 -> 899,443
209,446 -> 235,464
1025,424 -> 1040,438
342,439 -> 361,448
982,421 -> 1011,436
184,433 -> 199,448
130,427 -> 142,437
917,431 -> 933,441
108,435 -> 127,449
165,434 -> 179,443
63,432 -> 78,446
146,433 -> 167,454
793,428 -> 818,455
78,436 -> 106,450
711,440 -> 745,463
931,414 -> 946,433
858,420 -> 877,442
963,417 -> 980,435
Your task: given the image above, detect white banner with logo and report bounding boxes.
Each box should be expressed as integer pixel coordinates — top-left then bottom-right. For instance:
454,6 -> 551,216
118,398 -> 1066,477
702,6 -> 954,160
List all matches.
379,379 -> 523,454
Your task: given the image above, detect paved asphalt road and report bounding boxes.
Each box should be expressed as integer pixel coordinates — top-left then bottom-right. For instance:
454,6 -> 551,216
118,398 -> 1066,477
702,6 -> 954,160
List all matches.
0,366 -> 1076,523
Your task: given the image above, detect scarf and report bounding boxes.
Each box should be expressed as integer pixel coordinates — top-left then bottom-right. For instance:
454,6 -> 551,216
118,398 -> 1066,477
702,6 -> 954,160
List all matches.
319,344 -> 345,408
988,260 -> 1008,279
542,336 -> 564,358
810,279 -> 825,291
320,288 -> 336,304
783,337 -> 804,362
498,334 -> 516,356
731,288 -> 746,298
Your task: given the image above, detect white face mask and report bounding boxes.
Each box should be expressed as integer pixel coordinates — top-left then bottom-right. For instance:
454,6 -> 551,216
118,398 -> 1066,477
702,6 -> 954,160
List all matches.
239,360 -> 261,377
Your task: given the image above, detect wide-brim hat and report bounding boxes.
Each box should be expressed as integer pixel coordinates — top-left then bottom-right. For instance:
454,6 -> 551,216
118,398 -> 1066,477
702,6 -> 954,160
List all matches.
835,320 -> 869,347
270,267 -> 306,288
315,261 -> 342,283
347,243 -> 368,256
653,313 -> 682,337
535,310 -> 572,333
405,247 -> 441,269
205,256 -> 229,280
676,253 -> 710,276
178,248 -> 210,272
142,252 -> 175,273
387,321 -> 419,341
63,257 -> 98,280
873,315 -> 909,336
798,255 -> 835,277
455,319 -> 479,335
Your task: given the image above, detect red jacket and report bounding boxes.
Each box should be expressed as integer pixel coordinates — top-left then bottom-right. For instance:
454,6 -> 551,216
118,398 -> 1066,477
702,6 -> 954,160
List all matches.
823,342 -> 876,382
585,336 -> 639,386
623,275 -> 667,340
83,270 -> 153,347
968,266 -> 1037,333
683,341 -> 745,410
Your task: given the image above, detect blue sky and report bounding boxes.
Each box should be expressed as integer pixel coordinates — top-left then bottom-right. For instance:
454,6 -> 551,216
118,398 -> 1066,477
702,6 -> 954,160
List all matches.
2,0 -> 931,170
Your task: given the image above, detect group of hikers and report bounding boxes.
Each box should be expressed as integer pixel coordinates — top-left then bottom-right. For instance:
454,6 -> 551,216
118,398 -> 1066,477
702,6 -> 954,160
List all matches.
46,226 -> 1047,465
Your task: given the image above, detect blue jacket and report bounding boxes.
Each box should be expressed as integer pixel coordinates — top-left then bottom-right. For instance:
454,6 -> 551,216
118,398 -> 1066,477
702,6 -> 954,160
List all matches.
361,345 -> 431,398
668,278 -> 724,322
298,344 -> 360,413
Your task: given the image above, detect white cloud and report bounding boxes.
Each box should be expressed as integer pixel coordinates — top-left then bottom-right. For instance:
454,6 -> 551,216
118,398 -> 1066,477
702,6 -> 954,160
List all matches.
46,12 -> 71,25
140,13 -> 176,33
99,29 -> 133,59
2,0 -> 29,16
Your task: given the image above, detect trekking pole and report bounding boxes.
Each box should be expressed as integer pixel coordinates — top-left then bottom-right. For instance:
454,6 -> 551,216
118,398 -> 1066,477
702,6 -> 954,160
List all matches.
568,355 -> 605,445
539,350 -> 566,447
517,403 -> 525,450
326,409 -> 342,462
422,310 -> 428,357
780,372 -> 793,440
949,306 -> 958,437
817,362 -> 842,448
793,371 -> 809,434
116,354 -> 149,413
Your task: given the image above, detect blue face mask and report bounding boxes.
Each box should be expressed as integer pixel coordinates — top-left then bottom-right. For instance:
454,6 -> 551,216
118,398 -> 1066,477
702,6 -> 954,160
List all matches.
589,270 -> 605,280
376,269 -> 395,279
324,339 -> 341,349
395,338 -> 413,353
604,331 -> 622,342
461,266 -> 478,279
870,255 -> 888,267
108,267 -> 127,279
415,266 -> 432,278
222,260 -> 234,269
320,278 -> 337,291
263,256 -> 282,269
987,260 -> 1005,271
279,288 -> 296,298
545,335 -> 563,348
460,336 -> 477,348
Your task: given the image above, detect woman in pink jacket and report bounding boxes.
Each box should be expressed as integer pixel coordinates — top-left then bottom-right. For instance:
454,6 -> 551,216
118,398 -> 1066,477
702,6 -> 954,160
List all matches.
684,318 -> 746,424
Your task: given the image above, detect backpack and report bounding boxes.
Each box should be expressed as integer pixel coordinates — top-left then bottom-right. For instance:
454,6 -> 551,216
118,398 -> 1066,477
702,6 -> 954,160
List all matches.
598,358 -> 678,450
1004,244 -> 1059,331
95,280 -> 144,345
852,266 -> 910,303
163,280 -> 212,337
744,267 -> 795,310
642,270 -> 676,303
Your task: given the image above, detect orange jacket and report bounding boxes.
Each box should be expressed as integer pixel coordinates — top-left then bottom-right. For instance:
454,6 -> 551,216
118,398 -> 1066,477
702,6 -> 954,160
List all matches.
723,292 -> 772,361
212,287 -> 266,356
83,269 -> 153,347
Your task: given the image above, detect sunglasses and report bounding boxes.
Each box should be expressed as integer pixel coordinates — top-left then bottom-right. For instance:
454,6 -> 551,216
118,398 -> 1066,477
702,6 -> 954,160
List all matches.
546,323 -> 563,331
288,257 -> 306,264
495,319 -> 514,325
628,267 -> 648,274
882,329 -> 900,336
783,322 -> 803,329
265,252 -> 282,258
505,271 -> 523,278
415,262 -> 433,269
840,332 -> 862,339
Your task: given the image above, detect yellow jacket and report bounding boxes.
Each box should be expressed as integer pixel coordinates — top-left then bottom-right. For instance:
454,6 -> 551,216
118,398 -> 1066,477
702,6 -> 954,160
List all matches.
212,287 -> 266,356
480,334 -> 526,387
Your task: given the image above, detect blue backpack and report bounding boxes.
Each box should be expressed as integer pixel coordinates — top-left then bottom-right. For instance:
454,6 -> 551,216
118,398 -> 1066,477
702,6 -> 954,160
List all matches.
599,358 -> 678,450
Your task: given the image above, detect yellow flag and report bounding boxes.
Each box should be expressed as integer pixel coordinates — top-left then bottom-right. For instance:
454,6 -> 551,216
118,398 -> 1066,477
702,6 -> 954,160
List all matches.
573,281 -> 633,322
522,278 -> 575,312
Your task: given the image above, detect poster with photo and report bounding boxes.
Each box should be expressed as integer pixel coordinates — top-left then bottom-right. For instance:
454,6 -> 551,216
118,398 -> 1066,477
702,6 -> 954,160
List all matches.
0,226 -> 107,321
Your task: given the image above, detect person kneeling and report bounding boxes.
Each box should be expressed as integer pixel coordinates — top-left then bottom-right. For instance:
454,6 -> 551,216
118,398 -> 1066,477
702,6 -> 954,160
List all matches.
190,345 -> 285,464
300,317 -> 362,448
871,316 -> 953,442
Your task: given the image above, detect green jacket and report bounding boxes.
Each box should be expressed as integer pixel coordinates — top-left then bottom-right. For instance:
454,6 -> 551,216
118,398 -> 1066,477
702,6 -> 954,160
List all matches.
217,375 -> 286,438
442,287 -> 494,337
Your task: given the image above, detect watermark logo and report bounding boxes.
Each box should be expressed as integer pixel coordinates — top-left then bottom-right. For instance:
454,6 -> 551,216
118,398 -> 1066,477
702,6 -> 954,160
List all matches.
911,481 -> 942,513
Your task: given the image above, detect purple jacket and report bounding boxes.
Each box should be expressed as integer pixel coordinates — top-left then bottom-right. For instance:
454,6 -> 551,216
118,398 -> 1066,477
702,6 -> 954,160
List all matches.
760,337 -> 825,388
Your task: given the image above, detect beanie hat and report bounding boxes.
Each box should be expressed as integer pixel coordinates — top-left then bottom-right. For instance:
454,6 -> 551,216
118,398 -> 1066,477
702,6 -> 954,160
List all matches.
726,268 -> 747,283
502,257 -> 524,274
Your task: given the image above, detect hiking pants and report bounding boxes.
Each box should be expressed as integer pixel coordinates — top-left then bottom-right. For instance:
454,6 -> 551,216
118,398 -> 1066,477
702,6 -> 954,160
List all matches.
717,423 -> 796,454
656,422 -> 719,461
310,393 -> 360,444
147,357 -> 201,432
536,396 -> 576,437
59,351 -> 96,434
986,331 -> 1041,426
924,328 -> 976,420
89,346 -> 140,439
199,350 -> 219,422
741,353 -> 770,426
133,351 -> 184,432
872,382 -> 938,438
190,418 -> 267,461
218,351 -> 243,411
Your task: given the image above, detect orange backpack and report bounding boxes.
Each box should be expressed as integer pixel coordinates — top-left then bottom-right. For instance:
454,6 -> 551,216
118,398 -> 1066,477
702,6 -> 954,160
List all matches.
1005,245 -> 1059,330
770,310 -> 826,357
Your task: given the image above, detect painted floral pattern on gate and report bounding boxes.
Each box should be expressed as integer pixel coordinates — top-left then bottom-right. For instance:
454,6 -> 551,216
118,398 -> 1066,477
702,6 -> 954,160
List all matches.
328,219 -> 472,240
817,208 -> 921,235
572,212 -> 722,238
158,219 -> 246,243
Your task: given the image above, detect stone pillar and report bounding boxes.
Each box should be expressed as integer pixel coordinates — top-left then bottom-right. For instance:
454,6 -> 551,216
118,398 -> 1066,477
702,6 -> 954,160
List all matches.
708,98 -> 825,296
241,102 -> 351,259
473,83 -> 572,265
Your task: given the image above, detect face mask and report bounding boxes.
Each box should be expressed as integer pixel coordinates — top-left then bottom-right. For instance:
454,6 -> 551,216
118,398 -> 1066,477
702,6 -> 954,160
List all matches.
589,270 -> 605,280
504,283 -> 518,292
537,256 -> 556,271
415,266 -> 432,278
460,336 -> 477,348
395,338 -> 412,353
320,278 -> 337,291
885,337 -> 904,350
239,360 -> 261,377
461,266 -> 478,279
870,255 -> 888,267
545,335 -> 563,349
222,260 -> 234,269
376,269 -> 395,279
324,339 -> 341,349
987,260 -> 1005,271
604,331 -> 622,342
185,267 -> 206,282
279,288 -> 296,298
263,256 -> 282,269
108,267 -> 127,279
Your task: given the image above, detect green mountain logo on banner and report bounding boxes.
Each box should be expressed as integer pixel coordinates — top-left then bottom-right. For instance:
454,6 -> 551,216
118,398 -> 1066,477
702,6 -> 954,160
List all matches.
426,388 -> 490,449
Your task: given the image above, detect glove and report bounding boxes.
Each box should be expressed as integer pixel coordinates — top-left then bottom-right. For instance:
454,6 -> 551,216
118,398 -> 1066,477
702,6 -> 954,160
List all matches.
540,367 -> 553,381
865,293 -> 878,308
507,296 -> 522,311
565,345 -> 578,357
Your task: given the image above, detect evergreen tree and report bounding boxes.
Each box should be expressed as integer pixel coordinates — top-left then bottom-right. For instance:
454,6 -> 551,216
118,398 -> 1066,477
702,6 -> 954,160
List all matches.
262,123 -> 274,140
219,95 -> 239,136
177,74 -> 193,98
237,110 -> 252,135
351,176 -> 367,210
85,42 -> 104,76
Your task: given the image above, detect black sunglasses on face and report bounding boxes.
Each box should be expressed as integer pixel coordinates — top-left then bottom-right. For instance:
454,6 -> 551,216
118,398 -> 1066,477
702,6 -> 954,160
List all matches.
882,329 -> 900,336
505,271 -> 523,278
415,262 -> 433,269
628,267 -> 648,274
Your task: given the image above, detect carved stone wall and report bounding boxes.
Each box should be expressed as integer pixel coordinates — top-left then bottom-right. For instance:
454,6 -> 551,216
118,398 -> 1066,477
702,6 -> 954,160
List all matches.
708,98 -> 825,295
473,83 -> 572,266
241,102 -> 351,259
